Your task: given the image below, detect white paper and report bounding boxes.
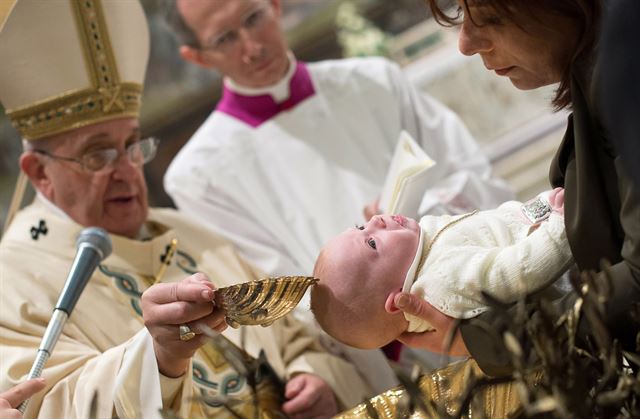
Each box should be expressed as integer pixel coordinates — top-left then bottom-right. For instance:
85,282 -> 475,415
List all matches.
379,131 -> 437,219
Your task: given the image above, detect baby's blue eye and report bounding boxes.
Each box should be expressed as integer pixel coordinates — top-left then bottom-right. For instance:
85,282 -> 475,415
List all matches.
355,224 -> 364,230
367,238 -> 376,249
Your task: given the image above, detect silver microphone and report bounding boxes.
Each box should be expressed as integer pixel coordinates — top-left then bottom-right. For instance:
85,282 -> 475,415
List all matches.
19,227 -> 112,413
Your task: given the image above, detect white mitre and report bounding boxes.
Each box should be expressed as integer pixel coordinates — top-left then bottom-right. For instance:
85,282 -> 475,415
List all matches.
0,0 -> 149,141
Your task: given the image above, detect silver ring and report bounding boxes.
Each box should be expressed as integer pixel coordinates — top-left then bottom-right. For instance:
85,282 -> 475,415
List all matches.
179,324 -> 196,341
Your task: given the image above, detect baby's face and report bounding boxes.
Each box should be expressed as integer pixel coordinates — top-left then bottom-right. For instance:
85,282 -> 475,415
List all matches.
333,214 -> 421,288
312,214 -> 421,348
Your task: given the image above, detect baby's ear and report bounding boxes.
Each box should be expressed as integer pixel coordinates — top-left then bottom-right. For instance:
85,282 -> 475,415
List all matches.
384,289 -> 402,314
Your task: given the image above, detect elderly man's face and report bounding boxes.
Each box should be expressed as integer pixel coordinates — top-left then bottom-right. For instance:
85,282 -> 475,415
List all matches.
178,0 -> 289,88
26,117 -> 149,238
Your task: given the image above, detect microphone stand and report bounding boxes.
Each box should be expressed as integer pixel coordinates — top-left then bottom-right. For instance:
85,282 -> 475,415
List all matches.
18,230 -> 111,413
18,310 -> 69,411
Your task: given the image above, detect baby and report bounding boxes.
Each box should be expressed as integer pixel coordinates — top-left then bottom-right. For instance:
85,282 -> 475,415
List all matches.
310,188 -> 573,349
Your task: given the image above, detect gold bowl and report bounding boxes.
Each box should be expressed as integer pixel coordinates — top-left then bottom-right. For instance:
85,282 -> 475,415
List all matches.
214,276 -> 318,328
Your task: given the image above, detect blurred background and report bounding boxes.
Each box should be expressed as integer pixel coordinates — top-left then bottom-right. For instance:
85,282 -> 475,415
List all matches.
0,0 -> 567,229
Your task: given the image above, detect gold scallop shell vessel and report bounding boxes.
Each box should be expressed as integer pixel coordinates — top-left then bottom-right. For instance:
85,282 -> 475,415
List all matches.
214,276 -> 318,328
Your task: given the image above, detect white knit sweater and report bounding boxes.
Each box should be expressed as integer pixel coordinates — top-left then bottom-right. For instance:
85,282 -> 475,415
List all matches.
402,200 -> 574,333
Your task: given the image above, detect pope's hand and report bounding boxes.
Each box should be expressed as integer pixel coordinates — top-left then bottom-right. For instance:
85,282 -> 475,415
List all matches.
282,373 -> 338,419
141,273 -> 227,377
0,378 -> 46,419
395,292 -> 469,356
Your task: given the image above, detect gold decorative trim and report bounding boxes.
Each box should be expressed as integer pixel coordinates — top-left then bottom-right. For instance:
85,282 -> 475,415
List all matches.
6,83 -> 142,140
337,359 -> 528,418
73,0 -> 120,90
5,0 -> 142,140
0,1 -> 17,32
152,238 -> 178,286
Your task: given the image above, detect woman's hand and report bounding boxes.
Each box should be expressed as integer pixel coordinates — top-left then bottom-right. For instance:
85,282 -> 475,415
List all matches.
141,273 -> 227,377
395,293 -> 469,356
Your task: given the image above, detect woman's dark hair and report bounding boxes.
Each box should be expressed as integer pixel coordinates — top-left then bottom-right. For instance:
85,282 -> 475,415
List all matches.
425,1 -> 601,110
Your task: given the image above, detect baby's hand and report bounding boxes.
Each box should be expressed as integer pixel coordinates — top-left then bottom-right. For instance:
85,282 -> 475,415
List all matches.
548,187 -> 565,215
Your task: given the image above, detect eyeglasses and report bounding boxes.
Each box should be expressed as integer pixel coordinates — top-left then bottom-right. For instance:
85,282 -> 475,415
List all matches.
199,4 -> 271,52
33,137 -> 159,173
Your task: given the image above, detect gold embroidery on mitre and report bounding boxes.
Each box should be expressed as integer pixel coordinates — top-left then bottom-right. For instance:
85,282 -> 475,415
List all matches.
99,86 -> 125,112
5,0 -> 142,140
7,84 -> 141,140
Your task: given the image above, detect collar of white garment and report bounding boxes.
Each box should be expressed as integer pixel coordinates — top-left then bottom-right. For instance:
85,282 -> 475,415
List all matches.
36,191 -> 71,220
402,223 -> 431,331
402,224 -> 425,294
35,192 -> 152,240
223,51 -> 297,103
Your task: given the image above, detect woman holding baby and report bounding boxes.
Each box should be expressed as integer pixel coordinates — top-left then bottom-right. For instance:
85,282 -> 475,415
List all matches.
392,0 -> 640,376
